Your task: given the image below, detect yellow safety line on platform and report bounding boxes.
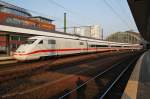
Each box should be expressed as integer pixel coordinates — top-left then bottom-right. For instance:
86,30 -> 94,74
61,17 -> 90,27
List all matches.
121,53 -> 145,99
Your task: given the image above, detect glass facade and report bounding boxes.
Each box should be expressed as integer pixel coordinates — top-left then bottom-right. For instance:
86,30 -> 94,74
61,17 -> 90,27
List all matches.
30,17 -> 54,24
106,32 -> 141,44
0,1 -> 55,55
0,7 -> 30,17
0,1 -> 55,31
10,36 -> 20,41
9,35 -> 28,51
5,17 -> 36,28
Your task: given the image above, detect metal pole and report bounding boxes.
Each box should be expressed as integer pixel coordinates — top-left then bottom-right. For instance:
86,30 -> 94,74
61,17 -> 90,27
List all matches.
64,12 -> 67,33
6,34 -> 10,56
90,26 -> 92,37
74,27 -> 77,35
101,28 -> 103,40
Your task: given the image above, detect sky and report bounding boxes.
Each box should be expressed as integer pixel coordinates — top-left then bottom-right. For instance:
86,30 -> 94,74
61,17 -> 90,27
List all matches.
4,0 -> 138,38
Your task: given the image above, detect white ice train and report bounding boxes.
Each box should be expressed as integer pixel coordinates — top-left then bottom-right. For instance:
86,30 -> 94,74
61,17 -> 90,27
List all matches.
13,34 -> 141,61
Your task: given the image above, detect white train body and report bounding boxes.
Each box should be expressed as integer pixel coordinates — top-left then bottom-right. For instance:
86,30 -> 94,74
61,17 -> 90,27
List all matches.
13,35 -> 142,61
0,25 -> 141,61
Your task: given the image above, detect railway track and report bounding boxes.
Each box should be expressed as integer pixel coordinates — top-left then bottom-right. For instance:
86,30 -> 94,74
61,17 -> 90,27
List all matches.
0,57 -> 17,65
58,51 -> 143,99
0,50 -> 143,99
99,58 -> 138,99
0,50 -> 132,83
0,50 -> 132,68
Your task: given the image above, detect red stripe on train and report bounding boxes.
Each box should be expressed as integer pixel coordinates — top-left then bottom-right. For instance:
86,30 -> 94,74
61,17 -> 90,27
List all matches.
13,48 -> 111,56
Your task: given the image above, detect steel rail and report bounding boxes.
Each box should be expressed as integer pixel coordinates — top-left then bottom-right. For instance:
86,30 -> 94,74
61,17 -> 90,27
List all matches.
99,55 -> 139,99
58,53 -> 138,99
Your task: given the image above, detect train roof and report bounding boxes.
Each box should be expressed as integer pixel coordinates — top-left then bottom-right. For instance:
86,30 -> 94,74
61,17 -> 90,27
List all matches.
28,36 -> 134,46
28,35 -> 107,43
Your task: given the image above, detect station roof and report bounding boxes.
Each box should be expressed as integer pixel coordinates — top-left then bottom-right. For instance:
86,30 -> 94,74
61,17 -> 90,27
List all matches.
0,25 -> 105,42
128,0 -> 150,42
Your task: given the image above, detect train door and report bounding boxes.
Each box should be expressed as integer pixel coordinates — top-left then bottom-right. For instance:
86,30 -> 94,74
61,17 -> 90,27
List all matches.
79,41 -> 84,53
48,39 -> 56,55
86,40 -> 88,52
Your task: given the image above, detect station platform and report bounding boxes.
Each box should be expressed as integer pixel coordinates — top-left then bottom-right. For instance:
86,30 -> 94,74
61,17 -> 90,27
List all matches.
0,55 -> 17,65
0,56 -> 14,61
122,50 -> 150,99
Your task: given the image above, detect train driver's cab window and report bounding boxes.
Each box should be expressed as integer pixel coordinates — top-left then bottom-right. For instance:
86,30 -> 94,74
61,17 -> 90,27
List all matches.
48,40 -> 56,44
38,40 -> 43,44
25,39 -> 36,44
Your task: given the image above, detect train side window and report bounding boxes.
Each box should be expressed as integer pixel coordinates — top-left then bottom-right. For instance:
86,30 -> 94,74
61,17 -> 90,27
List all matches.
98,45 -> 108,47
39,40 -> 43,44
80,42 -> 84,45
89,45 -> 95,47
48,40 -> 56,44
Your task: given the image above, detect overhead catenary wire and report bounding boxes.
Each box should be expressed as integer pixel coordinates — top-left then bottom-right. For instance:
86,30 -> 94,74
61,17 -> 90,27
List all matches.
3,0 -> 79,27
47,0 -> 104,34
9,0 -> 84,32
103,0 -> 131,29
6,0 -> 136,34
56,25 -> 93,29
115,0 -> 134,26
24,6 -> 82,30
118,0 -> 138,31
47,0 -> 82,25
47,0 -> 68,12
10,0 -> 102,32
119,0 -> 131,16
47,0 -> 100,25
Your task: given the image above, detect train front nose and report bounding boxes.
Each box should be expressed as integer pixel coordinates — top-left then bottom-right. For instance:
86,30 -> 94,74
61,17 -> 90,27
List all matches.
13,51 -> 28,61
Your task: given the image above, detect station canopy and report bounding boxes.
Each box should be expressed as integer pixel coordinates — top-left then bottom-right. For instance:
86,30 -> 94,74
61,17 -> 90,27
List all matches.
128,0 -> 150,42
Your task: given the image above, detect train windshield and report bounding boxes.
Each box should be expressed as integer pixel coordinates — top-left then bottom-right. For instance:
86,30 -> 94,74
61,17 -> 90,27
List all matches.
25,39 -> 37,44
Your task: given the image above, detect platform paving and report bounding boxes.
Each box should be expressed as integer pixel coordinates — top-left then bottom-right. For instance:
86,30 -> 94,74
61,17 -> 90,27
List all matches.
0,56 -> 14,61
0,55 -> 17,65
122,50 -> 150,99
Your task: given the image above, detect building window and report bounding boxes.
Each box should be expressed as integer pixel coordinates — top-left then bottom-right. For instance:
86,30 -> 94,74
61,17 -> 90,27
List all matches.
11,36 -> 19,40
6,17 -> 23,25
20,36 -> 27,41
11,44 -> 17,49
